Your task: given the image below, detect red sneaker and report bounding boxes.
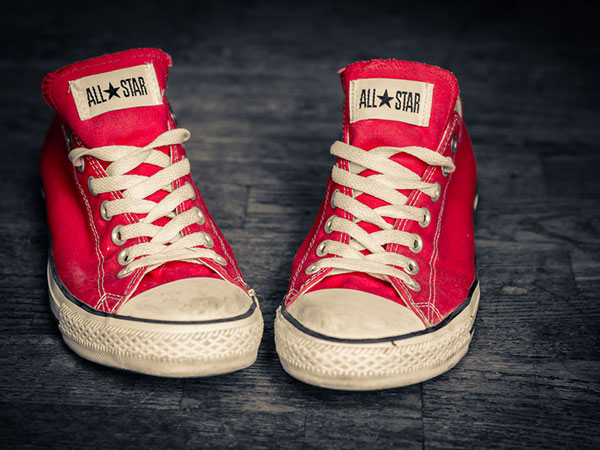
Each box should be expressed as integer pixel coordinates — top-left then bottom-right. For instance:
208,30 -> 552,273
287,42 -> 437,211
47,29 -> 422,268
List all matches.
275,59 -> 479,390
41,49 -> 263,377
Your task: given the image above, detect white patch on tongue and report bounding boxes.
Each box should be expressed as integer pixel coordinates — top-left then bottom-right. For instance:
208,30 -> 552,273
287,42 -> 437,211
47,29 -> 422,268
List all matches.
349,78 -> 434,127
68,63 -> 163,121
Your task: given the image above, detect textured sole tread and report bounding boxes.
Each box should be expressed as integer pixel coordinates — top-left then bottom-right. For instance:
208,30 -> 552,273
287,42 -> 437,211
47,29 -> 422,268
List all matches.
275,283 -> 479,390
48,263 -> 263,377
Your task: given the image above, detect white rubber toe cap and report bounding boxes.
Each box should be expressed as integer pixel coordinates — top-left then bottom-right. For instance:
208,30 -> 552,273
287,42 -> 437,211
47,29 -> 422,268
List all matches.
286,288 -> 426,339
116,278 -> 254,322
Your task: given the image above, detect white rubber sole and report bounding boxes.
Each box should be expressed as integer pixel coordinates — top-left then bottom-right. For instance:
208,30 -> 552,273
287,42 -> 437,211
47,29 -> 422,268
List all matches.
47,262 -> 264,377
274,282 -> 480,390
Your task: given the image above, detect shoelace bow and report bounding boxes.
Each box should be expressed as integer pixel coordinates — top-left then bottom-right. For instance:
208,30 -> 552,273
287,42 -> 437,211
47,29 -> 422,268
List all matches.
69,128 -> 225,278
307,140 -> 455,291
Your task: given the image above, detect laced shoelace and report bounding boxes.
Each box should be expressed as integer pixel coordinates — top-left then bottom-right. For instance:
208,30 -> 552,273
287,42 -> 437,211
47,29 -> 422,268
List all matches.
69,128 -> 225,279
306,140 -> 456,291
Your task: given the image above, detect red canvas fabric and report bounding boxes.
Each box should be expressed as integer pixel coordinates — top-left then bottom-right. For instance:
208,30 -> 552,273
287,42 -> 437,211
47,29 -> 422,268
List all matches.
41,48 -> 247,313
285,59 -> 477,327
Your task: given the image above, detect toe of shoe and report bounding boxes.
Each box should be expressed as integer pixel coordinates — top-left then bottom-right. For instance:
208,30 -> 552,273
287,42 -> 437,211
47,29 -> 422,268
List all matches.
285,288 -> 425,340
116,277 -> 255,322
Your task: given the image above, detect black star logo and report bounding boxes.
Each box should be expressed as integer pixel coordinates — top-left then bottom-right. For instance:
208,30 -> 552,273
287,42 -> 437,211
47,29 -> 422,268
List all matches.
104,82 -> 120,100
377,89 -> 393,108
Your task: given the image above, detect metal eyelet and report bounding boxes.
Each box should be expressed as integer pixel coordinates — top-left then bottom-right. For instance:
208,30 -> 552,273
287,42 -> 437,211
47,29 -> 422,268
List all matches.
406,258 -> 419,275
111,225 -> 126,246
411,235 -> 424,254
451,134 -> 458,154
203,233 -> 214,248
316,241 -> 328,257
76,158 -> 85,173
330,189 -> 339,209
65,131 -> 73,150
100,200 -> 111,221
324,216 -> 335,234
214,255 -> 227,266
419,208 -> 431,228
406,278 -> 422,292
431,182 -> 441,202
441,166 -> 451,177
117,248 -> 130,266
195,207 -> 205,225
87,176 -> 96,196
305,263 -> 319,275
116,266 -> 134,279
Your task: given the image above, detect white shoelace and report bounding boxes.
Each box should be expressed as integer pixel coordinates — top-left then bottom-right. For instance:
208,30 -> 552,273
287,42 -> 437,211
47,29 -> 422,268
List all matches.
307,140 -> 456,291
69,128 -> 225,278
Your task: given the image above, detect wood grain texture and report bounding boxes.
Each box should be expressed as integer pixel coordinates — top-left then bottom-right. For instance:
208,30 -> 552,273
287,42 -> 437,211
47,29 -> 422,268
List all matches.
0,0 -> 598,448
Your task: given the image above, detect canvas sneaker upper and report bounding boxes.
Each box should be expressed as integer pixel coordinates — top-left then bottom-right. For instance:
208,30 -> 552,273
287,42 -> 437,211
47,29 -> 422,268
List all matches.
285,59 -> 477,330
41,48 -> 252,316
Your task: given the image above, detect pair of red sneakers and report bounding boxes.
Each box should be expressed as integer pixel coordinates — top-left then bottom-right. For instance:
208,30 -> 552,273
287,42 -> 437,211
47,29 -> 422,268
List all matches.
41,49 -> 478,390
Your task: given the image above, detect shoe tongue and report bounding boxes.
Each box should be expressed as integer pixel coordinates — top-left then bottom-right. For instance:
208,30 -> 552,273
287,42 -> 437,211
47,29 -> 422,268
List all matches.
42,48 -> 172,148
339,59 -> 459,176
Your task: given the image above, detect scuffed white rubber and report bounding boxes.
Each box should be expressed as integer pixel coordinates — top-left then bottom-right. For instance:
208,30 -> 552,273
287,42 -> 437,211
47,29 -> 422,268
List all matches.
47,262 -> 263,377
275,282 -> 480,390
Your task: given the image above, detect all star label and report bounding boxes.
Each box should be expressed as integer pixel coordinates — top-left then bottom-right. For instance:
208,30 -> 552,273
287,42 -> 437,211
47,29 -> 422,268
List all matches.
349,78 -> 434,126
69,64 -> 163,120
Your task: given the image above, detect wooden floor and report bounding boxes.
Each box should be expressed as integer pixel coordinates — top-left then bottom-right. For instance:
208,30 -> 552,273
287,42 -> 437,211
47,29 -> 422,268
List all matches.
1,1 -> 599,448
